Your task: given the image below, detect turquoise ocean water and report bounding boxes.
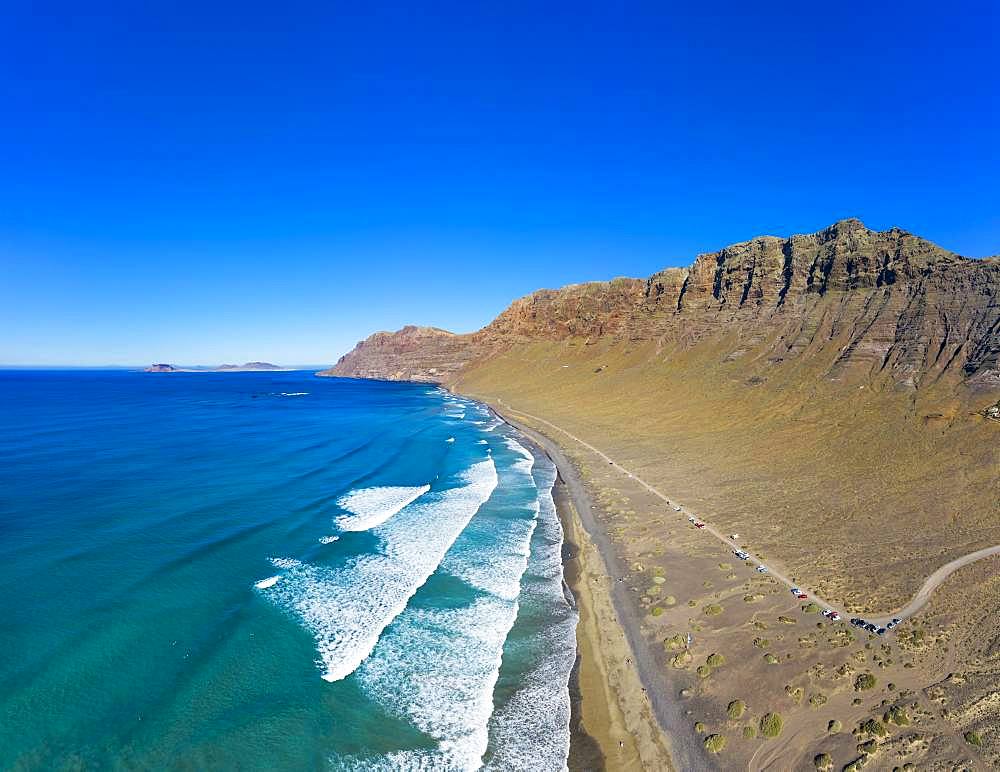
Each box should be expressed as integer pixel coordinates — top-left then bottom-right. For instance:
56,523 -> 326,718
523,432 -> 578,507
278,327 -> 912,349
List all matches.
0,371 -> 577,770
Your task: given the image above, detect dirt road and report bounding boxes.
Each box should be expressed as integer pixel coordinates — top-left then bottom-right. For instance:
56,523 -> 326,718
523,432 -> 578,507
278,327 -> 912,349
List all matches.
494,399 -> 1000,629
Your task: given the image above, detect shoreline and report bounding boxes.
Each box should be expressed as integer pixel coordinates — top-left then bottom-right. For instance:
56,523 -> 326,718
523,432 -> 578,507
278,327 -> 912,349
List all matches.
489,404 -> 702,771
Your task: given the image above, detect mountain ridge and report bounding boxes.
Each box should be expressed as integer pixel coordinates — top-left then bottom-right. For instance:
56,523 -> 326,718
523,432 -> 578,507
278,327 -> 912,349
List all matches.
322,219 -> 1000,393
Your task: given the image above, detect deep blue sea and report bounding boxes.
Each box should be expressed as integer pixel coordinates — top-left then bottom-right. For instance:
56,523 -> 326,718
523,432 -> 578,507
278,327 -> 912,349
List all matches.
0,371 -> 577,770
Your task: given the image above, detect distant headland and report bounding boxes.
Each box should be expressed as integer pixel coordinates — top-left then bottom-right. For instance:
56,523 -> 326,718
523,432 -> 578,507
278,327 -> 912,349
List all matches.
144,362 -> 288,373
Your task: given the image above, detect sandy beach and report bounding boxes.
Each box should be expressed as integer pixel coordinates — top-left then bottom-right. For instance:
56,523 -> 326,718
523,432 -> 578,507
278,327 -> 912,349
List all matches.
493,406 -> 704,771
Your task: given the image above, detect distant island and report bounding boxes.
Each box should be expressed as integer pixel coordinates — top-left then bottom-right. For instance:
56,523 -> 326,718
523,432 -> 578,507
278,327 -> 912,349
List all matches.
145,362 -> 287,373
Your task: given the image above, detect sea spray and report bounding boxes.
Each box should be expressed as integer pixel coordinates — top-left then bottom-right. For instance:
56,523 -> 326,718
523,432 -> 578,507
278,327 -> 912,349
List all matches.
333,433 -> 547,770
334,484 -> 430,532
258,458 -> 498,682
483,455 -> 577,771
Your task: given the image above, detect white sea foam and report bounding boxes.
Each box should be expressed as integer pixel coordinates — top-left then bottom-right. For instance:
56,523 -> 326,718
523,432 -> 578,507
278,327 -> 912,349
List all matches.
484,457 -> 576,772
334,485 -> 430,532
318,535 -> 340,544
438,439 -> 539,600
333,435 -> 545,770
446,437 -> 455,443
259,459 -> 498,683
504,436 -> 535,474
268,557 -> 302,570
279,391 -> 309,396
254,575 -> 281,589
441,515 -> 537,602
477,439 -> 488,445
347,595 -> 518,771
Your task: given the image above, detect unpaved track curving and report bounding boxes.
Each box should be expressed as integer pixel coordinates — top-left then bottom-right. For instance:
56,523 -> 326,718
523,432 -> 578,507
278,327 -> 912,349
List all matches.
494,399 -> 1000,627
866,544 -> 1000,625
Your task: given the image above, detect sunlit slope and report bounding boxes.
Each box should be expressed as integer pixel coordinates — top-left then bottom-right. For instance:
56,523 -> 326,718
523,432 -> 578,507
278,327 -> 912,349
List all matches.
324,219 -> 1000,612
453,332 -> 998,613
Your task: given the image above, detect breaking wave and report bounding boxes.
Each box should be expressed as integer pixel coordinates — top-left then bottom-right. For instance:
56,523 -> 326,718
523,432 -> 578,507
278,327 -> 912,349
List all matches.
256,458 -> 498,683
334,485 -> 430,532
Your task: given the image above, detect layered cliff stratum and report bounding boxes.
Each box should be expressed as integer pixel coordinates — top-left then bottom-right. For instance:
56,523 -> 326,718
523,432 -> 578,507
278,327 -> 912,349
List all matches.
322,219 -> 999,611
326,219 -> 999,393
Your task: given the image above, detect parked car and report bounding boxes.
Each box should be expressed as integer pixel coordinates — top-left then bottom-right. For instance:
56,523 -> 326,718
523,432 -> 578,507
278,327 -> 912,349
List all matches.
864,623 -> 877,633
796,592 -> 808,599
876,627 -> 887,635
791,587 -> 802,595
829,612 -> 841,621
673,505 -> 682,511
756,565 -> 768,573
850,618 -> 864,626
733,550 -> 750,560
694,522 -> 706,528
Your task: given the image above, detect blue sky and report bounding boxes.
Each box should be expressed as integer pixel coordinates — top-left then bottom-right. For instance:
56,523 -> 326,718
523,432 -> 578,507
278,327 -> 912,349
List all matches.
2,1 -> 997,365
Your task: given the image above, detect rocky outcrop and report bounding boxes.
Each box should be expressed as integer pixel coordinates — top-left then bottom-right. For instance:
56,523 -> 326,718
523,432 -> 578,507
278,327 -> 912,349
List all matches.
327,326 -> 473,383
321,220 -> 1000,391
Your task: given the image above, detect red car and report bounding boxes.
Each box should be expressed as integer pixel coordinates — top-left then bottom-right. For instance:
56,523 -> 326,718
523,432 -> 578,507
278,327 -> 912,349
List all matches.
694,522 -> 706,529
796,592 -> 808,599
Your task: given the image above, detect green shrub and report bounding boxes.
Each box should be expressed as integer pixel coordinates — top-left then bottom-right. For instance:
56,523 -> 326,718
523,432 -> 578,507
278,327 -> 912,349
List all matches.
858,739 -> 876,754
759,712 -> 783,738
664,634 -> 685,650
706,653 -> 725,667
703,734 -> 726,753
860,718 -> 887,738
742,725 -> 756,738
764,653 -> 779,664
694,721 -> 706,733
778,615 -> 796,624
696,664 -> 712,678
843,758 -> 867,772
827,719 -> 842,733
650,606 -> 664,617
802,602 -> 822,613
883,706 -> 909,726
663,595 -> 676,606
813,752 -> 832,770
964,731 -> 982,747
753,637 -> 770,648
703,604 -> 723,616
809,693 -> 828,708
854,673 -> 876,691
727,700 -> 746,719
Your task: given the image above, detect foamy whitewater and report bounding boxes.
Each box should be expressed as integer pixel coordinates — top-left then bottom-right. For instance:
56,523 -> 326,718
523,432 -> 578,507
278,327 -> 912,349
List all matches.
334,484 -> 431,531
259,459 -> 499,682
0,372 -> 576,770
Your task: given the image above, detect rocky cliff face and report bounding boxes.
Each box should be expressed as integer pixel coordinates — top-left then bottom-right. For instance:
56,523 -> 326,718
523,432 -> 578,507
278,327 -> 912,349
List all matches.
321,220 -> 1000,392
328,326 -> 472,383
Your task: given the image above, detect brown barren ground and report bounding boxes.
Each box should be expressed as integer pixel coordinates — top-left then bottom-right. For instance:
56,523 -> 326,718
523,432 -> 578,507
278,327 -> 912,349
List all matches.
452,340 -> 998,770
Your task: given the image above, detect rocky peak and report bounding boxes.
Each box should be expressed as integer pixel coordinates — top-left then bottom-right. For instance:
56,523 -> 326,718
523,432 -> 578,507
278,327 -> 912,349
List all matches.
322,219 -> 999,390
